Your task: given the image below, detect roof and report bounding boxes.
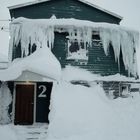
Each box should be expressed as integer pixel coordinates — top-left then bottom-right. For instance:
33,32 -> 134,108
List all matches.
8,0 -> 123,20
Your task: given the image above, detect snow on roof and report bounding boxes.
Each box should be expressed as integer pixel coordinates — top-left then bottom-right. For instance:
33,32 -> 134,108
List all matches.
0,47 -> 61,81
10,17 -> 139,77
8,0 -> 123,20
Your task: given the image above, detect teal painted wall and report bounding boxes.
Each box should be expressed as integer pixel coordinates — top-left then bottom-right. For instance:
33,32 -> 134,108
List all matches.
10,0 -> 128,76
51,33 -> 127,76
10,0 -> 121,24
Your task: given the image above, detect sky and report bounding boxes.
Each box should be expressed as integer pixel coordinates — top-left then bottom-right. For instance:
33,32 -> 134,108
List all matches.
0,0 -> 140,58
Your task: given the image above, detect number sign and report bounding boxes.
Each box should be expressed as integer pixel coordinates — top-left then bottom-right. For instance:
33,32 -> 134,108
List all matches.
38,85 -> 47,98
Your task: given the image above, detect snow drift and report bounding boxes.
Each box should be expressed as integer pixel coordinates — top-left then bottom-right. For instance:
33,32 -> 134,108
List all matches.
62,65 -> 137,82
0,47 -> 61,81
47,81 -> 140,140
9,17 -> 139,76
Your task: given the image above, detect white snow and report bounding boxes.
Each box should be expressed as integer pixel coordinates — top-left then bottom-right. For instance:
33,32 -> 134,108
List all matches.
0,47 -> 61,81
0,125 -> 18,140
62,66 -> 138,82
67,49 -> 88,60
10,17 -> 139,76
0,124 -> 47,140
0,69 -> 140,139
0,53 -> 8,69
47,81 -> 140,140
0,82 -> 12,124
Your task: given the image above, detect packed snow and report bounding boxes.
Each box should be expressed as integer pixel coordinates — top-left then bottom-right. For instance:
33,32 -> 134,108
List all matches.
47,81 -> 140,140
0,47 -> 61,81
10,17 -> 139,76
62,65 -> 138,82
0,80 -> 140,140
0,82 -> 12,124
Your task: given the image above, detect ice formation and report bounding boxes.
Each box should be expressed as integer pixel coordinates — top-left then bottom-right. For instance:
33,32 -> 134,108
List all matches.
9,17 -> 139,76
0,82 -> 12,124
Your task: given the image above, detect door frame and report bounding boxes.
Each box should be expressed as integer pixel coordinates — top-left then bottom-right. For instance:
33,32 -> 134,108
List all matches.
12,82 -> 37,124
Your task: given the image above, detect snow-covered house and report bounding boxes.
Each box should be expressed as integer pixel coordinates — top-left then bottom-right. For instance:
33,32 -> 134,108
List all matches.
0,0 -> 139,125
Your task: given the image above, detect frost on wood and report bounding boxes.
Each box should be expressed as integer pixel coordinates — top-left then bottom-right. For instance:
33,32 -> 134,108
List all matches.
10,17 -> 139,76
0,82 -> 12,124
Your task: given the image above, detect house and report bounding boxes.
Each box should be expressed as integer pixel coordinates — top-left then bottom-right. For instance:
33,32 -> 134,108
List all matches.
0,0 -> 139,125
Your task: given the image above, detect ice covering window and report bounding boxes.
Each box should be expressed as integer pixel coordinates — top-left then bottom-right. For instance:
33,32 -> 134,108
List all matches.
67,39 -> 88,60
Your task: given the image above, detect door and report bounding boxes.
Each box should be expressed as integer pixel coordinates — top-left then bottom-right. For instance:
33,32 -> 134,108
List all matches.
14,84 -> 34,125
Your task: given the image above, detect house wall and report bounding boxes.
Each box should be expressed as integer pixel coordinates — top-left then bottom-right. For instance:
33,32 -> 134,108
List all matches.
7,81 -> 53,124
9,0 -> 128,76
52,32 -> 127,76
9,0 -> 121,24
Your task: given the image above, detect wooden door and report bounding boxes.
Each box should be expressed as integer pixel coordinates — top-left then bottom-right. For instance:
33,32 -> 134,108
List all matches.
14,84 -> 34,125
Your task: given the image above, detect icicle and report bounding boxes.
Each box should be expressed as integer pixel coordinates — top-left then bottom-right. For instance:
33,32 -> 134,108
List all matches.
10,18 -> 139,77
99,29 -> 111,55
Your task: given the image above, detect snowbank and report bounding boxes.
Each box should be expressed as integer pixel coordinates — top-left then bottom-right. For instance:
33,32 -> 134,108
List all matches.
47,81 -> 140,140
0,47 -> 61,81
10,17 -> 139,76
0,77 -> 140,140
0,125 -> 18,140
0,83 -> 12,124
62,66 -> 138,82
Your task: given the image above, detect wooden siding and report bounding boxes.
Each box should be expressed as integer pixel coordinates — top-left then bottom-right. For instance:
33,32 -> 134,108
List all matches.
9,0 -> 127,76
12,32 -> 127,76
7,81 -> 53,123
10,0 -> 121,24
52,32 -> 127,76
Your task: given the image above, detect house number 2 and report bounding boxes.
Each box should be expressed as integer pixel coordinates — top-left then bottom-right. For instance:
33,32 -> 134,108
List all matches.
38,85 -> 47,98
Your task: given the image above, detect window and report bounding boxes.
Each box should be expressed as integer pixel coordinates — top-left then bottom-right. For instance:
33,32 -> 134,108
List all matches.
66,40 -> 88,61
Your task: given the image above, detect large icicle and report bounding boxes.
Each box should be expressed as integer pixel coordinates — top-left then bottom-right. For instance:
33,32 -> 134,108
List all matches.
10,18 -> 55,57
9,17 -> 139,77
99,26 -> 139,76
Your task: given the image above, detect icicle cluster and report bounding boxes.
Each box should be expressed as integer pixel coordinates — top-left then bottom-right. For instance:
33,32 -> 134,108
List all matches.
99,27 -> 139,76
9,17 -> 139,77
10,18 -> 54,57
68,27 -> 92,47
0,82 -> 12,124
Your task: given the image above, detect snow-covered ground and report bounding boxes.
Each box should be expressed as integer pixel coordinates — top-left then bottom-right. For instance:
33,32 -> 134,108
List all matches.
47,81 -> 140,140
0,79 -> 140,140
